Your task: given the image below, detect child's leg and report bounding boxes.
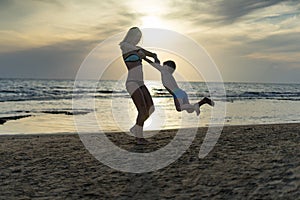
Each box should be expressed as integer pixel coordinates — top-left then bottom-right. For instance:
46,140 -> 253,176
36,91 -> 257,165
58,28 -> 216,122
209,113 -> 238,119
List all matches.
173,98 -> 182,112
197,97 -> 215,107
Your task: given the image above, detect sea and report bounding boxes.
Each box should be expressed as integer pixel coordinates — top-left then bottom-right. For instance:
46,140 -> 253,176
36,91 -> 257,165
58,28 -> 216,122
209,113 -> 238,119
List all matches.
0,79 -> 299,135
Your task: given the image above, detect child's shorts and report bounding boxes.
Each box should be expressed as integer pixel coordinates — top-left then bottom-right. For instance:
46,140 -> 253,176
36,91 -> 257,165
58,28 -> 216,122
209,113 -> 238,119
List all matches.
173,88 -> 189,104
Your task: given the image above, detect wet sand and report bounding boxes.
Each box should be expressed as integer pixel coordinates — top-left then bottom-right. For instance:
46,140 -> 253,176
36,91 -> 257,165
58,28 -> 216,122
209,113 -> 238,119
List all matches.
0,123 -> 299,199
0,115 -> 32,125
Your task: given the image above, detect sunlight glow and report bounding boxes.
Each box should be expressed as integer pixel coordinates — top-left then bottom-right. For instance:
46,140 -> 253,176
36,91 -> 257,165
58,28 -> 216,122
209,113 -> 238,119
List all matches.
130,0 -> 167,15
141,16 -> 167,28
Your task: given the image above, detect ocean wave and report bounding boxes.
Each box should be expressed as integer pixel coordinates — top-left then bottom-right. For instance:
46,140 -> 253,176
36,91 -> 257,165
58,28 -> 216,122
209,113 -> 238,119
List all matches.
0,109 -> 92,125
41,110 -> 91,115
1,91 -> 300,102
0,115 -> 31,125
1,80 -> 300,102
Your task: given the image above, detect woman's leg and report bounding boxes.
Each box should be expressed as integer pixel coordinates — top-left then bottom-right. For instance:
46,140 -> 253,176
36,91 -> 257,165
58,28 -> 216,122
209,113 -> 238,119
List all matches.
129,87 -> 152,143
130,87 -> 152,127
126,82 -> 154,143
126,82 -> 148,126
140,85 -> 155,116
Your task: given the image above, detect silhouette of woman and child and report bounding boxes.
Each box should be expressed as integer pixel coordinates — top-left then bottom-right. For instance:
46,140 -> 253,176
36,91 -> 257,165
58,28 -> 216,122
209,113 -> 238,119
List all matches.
120,27 -> 214,144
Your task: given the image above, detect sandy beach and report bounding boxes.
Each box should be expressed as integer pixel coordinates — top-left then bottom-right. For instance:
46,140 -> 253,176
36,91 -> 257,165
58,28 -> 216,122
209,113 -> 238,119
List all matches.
0,123 -> 299,199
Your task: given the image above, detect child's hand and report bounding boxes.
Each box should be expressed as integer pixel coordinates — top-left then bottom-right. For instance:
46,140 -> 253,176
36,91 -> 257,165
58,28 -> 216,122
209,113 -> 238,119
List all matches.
153,54 -> 160,64
154,57 -> 160,64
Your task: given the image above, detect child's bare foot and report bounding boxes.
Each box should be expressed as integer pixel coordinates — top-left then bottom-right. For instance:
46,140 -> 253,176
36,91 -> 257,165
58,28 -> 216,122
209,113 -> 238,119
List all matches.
194,103 -> 200,116
202,97 -> 215,107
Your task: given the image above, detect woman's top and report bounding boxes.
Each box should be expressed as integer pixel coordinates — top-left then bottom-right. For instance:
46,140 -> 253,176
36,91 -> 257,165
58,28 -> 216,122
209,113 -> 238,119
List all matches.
124,54 -> 141,62
120,42 -> 144,83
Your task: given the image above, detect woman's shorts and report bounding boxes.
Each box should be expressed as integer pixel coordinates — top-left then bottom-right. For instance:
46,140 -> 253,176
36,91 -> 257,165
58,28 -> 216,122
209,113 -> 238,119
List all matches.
125,81 -> 144,96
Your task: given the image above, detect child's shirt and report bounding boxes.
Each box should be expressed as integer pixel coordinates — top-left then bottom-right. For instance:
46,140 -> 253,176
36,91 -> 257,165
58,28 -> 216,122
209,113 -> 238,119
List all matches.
149,62 -> 179,93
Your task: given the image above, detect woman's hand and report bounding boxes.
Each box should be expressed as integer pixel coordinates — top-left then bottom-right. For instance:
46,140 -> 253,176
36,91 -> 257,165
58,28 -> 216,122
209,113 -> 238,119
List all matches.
137,49 -> 146,59
153,54 -> 161,64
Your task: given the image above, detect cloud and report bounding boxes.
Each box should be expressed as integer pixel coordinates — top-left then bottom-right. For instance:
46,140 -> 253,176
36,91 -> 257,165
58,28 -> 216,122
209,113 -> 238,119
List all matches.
0,0 -> 139,50
247,32 -> 300,52
0,0 -> 143,79
0,0 -> 300,82
216,0 -> 298,24
164,0 -> 300,25
31,0 -> 63,7
243,31 -> 300,64
0,39 -> 98,79
0,0 -> 11,7
164,0 -> 300,71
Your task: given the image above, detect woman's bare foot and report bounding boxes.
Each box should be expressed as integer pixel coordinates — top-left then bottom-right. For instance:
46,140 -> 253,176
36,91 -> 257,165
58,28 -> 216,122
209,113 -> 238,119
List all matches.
136,138 -> 149,145
130,125 -> 137,136
130,125 -> 143,138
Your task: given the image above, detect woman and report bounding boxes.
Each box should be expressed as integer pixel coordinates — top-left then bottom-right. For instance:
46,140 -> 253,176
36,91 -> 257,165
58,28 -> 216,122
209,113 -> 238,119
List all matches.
119,27 -> 159,144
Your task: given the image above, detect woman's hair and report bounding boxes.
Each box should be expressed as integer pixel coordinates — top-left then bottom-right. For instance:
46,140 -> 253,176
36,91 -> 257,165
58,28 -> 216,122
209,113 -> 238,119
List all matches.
120,27 -> 142,45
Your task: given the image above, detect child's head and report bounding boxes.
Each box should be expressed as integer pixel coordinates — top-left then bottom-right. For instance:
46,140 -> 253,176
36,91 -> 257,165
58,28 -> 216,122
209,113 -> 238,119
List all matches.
163,60 -> 176,73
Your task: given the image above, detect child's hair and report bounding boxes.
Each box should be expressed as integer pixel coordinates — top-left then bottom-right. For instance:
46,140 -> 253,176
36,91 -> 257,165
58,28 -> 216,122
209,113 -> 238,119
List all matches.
163,60 -> 176,71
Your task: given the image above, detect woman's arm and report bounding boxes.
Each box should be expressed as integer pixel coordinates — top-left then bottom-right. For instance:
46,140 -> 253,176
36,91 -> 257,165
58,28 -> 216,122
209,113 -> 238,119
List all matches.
137,47 -> 160,63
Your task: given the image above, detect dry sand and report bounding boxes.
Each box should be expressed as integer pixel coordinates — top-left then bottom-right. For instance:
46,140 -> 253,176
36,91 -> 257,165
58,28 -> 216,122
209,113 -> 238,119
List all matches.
0,123 -> 299,199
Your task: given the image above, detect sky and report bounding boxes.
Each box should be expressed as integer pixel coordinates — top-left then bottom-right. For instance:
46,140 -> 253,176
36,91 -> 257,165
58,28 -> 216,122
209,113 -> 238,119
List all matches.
0,0 -> 300,83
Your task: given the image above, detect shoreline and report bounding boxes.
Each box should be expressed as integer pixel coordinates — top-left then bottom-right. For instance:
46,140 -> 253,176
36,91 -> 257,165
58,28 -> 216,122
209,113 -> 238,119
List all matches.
0,122 -> 300,136
1,123 -> 299,199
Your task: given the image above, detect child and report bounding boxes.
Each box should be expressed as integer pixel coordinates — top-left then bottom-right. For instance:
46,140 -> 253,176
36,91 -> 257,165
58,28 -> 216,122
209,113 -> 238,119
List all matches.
144,58 -> 214,116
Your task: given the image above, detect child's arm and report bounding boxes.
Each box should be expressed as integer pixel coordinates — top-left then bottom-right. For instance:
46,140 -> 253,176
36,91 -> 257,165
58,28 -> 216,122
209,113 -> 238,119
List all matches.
143,57 -> 163,72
